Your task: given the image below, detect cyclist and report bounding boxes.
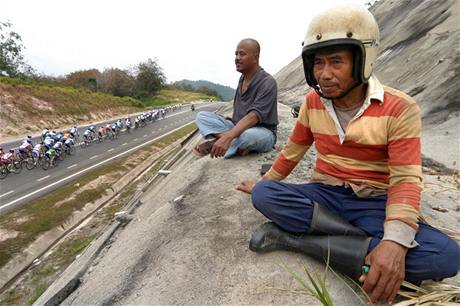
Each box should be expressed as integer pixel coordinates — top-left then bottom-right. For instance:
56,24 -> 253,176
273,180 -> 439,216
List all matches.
53,141 -> 64,157
116,119 -> 123,130
83,129 -> 93,142
63,130 -> 72,141
2,149 -> 15,164
43,136 -> 55,150
48,130 -> 57,140
89,125 -> 97,138
125,118 -> 132,132
97,126 -> 106,139
41,128 -> 49,140
32,142 -> 45,159
70,126 -> 78,138
64,137 -> 74,153
45,146 -> 57,166
18,141 -> 32,159
22,135 -> 33,145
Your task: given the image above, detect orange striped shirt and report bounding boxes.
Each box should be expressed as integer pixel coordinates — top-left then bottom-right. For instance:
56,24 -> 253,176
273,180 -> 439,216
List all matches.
265,76 -> 423,231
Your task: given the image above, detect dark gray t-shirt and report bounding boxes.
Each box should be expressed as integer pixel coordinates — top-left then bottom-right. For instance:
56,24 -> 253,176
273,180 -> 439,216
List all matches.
232,67 -> 278,137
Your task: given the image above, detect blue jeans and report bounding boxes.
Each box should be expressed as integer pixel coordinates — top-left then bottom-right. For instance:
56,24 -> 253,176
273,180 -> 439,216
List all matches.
252,180 -> 460,283
195,111 -> 275,158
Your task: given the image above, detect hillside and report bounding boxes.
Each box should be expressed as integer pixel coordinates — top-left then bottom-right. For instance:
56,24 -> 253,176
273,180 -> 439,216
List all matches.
173,79 -> 236,101
0,78 -> 215,140
273,0 -> 459,169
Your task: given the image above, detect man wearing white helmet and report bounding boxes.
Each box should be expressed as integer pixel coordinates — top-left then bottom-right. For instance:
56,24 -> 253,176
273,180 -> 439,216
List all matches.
238,5 -> 459,305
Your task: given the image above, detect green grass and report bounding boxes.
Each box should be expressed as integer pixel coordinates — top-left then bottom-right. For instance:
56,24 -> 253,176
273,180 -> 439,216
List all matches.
27,237 -> 93,305
26,282 -> 48,306
279,257 -> 372,306
279,261 -> 334,306
0,236 -> 94,306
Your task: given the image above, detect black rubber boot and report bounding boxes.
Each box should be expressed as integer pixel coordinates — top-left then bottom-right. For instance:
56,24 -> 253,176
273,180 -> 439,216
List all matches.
308,202 -> 367,237
250,222 -> 371,280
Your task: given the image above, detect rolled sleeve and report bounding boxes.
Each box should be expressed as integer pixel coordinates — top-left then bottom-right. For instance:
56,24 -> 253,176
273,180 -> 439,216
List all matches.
382,220 -> 419,248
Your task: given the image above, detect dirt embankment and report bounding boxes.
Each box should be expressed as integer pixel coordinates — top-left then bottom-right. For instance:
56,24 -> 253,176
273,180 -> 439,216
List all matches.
0,80 -> 141,141
273,0 -> 460,170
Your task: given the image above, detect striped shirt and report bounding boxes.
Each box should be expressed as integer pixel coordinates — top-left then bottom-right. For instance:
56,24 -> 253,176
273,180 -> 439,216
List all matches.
264,75 -> 423,246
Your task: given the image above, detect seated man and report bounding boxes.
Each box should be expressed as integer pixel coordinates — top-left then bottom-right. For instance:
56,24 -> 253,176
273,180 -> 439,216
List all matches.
194,38 -> 278,159
237,5 -> 459,305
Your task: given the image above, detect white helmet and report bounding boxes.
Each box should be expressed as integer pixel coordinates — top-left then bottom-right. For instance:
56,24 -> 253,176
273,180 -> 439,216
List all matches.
301,5 -> 380,97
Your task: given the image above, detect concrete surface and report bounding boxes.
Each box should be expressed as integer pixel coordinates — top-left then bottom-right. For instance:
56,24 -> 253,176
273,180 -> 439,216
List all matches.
39,104 -> 361,306
37,101 -> 459,305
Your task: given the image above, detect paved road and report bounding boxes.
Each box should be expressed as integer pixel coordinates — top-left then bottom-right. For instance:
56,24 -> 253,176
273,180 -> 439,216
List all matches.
0,103 -> 223,214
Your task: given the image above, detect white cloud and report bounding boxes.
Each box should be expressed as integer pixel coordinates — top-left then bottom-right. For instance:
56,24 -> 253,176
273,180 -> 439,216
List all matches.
3,0 -> 366,87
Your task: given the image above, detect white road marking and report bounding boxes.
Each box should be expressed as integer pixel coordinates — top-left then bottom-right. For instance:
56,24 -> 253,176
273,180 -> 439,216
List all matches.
0,120 -> 197,213
143,134 -> 147,137
151,131 -> 155,134
122,142 -> 128,146
67,164 -> 78,169
90,155 -> 98,160
108,148 -> 114,152
0,190 -> 14,198
133,138 -> 138,141
37,175 -> 50,182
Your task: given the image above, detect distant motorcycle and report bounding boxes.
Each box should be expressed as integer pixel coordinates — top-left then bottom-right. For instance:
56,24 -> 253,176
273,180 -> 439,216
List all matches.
191,104 -> 195,111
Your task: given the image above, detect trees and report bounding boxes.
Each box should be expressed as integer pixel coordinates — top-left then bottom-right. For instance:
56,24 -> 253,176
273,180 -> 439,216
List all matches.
99,68 -> 135,97
133,58 -> 166,98
64,69 -> 102,91
0,21 -> 34,77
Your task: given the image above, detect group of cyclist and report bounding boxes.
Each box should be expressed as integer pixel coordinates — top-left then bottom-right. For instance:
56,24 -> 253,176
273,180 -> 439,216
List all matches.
0,103 -> 190,178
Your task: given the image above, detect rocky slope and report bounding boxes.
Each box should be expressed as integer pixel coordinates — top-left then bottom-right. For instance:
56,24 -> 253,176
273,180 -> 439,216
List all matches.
274,0 -> 459,170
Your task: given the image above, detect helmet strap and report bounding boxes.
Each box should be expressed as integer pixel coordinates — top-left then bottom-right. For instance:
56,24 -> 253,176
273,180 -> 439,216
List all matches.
313,81 -> 361,100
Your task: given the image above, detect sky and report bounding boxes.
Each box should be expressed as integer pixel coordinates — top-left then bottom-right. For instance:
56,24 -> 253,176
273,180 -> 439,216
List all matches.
3,0 -> 366,88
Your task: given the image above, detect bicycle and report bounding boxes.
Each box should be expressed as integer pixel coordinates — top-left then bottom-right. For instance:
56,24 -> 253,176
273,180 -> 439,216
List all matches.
41,154 -> 57,170
0,159 -> 22,179
26,153 -> 45,170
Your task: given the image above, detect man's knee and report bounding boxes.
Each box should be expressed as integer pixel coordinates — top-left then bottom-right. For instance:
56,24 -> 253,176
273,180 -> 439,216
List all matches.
407,229 -> 460,282
251,180 -> 273,213
434,237 -> 460,279
239,128 -> 274,152
196,111 -> 214,124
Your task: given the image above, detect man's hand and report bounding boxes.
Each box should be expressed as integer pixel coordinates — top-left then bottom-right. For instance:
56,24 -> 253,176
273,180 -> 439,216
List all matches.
210,131 -> 234,158
359,240 -> 408,304
236,180 -> 256,194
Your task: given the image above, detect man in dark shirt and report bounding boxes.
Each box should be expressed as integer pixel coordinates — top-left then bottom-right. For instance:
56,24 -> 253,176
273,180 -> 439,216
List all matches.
194,38 -> 278,159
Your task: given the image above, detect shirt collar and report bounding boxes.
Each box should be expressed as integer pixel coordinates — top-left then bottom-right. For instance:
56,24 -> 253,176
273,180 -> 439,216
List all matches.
238,67 -> 263,85
320,74 -> 384,105
366,74 -> 384,104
